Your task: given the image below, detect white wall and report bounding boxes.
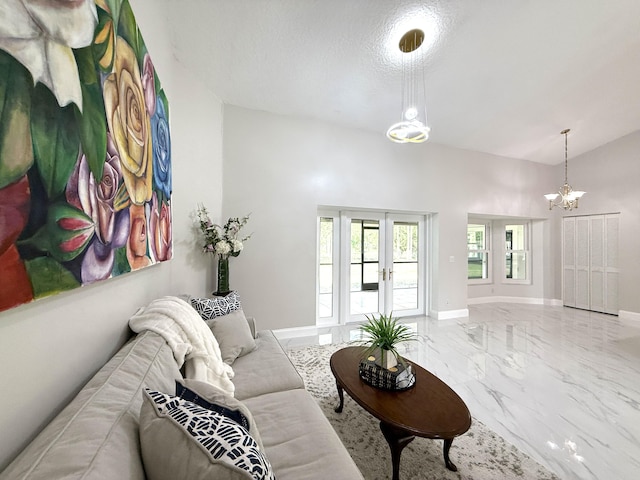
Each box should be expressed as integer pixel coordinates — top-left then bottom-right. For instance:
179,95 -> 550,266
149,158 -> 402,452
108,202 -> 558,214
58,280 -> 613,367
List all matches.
0,1 -> 224,468
222,105 -> 556,330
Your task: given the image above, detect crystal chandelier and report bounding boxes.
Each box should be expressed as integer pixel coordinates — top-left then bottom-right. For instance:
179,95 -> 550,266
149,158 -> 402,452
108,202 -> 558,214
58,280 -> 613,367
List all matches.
386,29 -> 430,144
544,129 -> 585,210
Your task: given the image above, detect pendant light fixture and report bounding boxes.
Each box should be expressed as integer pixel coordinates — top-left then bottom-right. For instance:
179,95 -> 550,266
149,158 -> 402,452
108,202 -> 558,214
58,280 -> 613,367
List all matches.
544,129 -> 585,210
386,29 -> 430,144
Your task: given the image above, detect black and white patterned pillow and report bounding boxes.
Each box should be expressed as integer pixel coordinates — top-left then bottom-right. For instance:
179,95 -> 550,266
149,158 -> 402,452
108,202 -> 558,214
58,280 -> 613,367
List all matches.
190,291 -> 241,320
175,381 -> 250,430
143,389 -> 275,480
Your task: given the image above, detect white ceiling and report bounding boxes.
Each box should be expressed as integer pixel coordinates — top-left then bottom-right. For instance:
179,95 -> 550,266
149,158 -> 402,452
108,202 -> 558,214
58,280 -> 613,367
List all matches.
162,0 -> 640,165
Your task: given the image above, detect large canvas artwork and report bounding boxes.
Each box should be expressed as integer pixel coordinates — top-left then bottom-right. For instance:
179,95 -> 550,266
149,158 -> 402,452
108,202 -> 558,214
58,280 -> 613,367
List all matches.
0,0 -> 172,314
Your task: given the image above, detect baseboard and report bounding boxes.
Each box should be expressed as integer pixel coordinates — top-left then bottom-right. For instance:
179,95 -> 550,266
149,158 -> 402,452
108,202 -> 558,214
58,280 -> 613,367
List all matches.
619,310 -> 640,323
273,325 -> 322,339
467,296 -> 562,306
429,308 -> 469,320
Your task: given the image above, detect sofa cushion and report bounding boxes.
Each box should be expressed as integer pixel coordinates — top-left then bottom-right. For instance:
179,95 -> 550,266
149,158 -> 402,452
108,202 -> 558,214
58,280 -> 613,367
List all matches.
231,330 -> 304,401
0,331 -> 181,480
243,389 -> 364,480
179,379 -> 264,451
140,389 -> 275,480
190,291 -> 241,319
205,308 -> 256,364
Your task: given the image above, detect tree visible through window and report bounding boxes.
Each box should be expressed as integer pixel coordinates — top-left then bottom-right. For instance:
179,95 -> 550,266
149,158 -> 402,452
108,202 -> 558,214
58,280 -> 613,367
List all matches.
505,223 -> 528,281
318,217 -> 333,317
468,223 -> 489,281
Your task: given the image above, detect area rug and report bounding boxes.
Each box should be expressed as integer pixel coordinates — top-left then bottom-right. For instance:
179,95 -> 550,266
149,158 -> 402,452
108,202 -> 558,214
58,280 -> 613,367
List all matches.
286,343 -> 560,480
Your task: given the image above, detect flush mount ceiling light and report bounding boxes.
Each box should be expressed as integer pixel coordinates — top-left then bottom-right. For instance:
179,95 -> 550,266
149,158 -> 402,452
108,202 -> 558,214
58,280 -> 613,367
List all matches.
386,29 -> 430,144
544,129 -> 586,210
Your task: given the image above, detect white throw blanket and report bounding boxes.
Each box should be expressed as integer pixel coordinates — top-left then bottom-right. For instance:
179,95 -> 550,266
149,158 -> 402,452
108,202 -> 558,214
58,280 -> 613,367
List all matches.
129,296 -> 235,395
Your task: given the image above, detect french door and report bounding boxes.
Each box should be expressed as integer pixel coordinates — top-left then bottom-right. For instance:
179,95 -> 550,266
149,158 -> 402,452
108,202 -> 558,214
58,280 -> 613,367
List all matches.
317,210 -> 426,325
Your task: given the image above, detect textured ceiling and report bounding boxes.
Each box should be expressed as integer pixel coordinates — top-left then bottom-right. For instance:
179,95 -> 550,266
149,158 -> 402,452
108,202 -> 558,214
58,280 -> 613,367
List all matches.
161,0 -> 640,165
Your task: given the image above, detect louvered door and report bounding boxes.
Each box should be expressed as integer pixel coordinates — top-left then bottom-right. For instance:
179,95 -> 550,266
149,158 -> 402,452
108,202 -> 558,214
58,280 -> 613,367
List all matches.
574,217 -> 590,310
562,214 -> 619,315
562,217 -> 576,307
589,216 -> 605,312
604,215 -> 619,314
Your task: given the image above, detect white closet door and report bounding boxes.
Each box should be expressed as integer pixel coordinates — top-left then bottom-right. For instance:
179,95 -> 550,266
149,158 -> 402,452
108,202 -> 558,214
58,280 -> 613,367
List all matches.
574,217 -> 590,310
563,217 -> 576,307
563,213 -> 620,315
589,216 -> 605,313
604,214 -> 620,314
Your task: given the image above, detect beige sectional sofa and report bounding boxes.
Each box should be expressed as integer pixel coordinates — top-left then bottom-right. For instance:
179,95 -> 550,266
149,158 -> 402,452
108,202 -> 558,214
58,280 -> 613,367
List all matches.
0,310 -> 363,479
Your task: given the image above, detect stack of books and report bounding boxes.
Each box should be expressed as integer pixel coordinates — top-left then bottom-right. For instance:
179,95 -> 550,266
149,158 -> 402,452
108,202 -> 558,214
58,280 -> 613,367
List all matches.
358,356 -> 416,391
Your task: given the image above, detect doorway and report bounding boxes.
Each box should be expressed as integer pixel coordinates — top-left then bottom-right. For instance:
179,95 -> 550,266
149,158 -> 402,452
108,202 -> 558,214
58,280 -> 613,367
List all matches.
317,209 -> 427,325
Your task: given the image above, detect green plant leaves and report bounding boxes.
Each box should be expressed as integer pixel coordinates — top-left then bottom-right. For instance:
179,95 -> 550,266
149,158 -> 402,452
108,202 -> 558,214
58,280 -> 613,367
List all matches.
93,7 -> 115,72
76,81 -> 107,183
118,0 -> 140,56
113,247 -> 131,276
98,0 -> 122,21
0,50 -> 34,189
360,313 -> 417,352
74,44 -> 98,85
24,257 -> 80,299
74,47 -> 107,182
27,202 -> 95,262
74,46 -> 107,183
31,84 -> 80,199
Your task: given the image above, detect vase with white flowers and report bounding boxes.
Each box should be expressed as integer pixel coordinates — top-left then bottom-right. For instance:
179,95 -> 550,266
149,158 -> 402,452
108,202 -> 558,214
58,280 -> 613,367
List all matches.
196,204 -> 251,295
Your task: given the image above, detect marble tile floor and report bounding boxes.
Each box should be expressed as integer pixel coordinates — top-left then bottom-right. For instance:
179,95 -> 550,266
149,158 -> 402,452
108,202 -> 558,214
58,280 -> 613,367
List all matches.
275,303 -> 640,480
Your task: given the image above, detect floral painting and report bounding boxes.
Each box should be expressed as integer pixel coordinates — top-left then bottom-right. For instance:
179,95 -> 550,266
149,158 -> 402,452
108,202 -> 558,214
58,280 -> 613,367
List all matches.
0,0 -> 172,314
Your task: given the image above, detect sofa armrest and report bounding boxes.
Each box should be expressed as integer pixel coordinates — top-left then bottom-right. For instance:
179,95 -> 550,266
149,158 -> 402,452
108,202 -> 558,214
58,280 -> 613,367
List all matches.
245,316 -> 257,339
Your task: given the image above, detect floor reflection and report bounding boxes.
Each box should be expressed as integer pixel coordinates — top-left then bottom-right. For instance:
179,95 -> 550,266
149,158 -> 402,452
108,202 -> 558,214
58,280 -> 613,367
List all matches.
276,303 -> 640,480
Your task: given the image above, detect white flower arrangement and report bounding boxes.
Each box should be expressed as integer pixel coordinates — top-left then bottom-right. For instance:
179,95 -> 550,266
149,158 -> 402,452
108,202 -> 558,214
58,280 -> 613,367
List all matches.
196,205 -> 250,258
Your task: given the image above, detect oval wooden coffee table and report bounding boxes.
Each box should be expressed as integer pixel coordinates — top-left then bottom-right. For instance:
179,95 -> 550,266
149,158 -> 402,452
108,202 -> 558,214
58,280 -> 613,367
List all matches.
330,346 -> 471,480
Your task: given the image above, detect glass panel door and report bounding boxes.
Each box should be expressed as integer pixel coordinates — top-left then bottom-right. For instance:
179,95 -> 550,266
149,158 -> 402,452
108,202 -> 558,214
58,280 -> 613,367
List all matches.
332,210 -> 425,325
391,221 -> 419,312
385,214 -> 424,317
349,217 -> 385,318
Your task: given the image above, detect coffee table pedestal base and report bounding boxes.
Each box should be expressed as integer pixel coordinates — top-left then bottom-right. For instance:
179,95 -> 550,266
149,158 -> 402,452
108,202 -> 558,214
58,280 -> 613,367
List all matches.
334,382 -> 459,478
443,438 -> 457,472
334,381 -> 344,413
380,423 -> 414,480
379,423 -> 458,480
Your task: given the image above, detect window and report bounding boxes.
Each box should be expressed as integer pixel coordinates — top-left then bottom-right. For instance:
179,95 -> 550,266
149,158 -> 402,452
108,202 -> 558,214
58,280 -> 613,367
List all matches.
318,216 -> 336,319
467,222 -> 490,282
505,223 -> 530,283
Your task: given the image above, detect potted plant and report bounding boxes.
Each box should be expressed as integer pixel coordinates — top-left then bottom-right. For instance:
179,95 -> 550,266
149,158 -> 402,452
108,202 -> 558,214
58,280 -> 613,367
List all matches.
360,313 -> 417,370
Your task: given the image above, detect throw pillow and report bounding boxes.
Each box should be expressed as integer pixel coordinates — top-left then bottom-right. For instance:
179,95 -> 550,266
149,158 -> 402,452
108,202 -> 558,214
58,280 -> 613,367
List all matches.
140,389 -> 275,480
176,379 -> 264,451
205,308 -> 256,364
191,291 -> 241,320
